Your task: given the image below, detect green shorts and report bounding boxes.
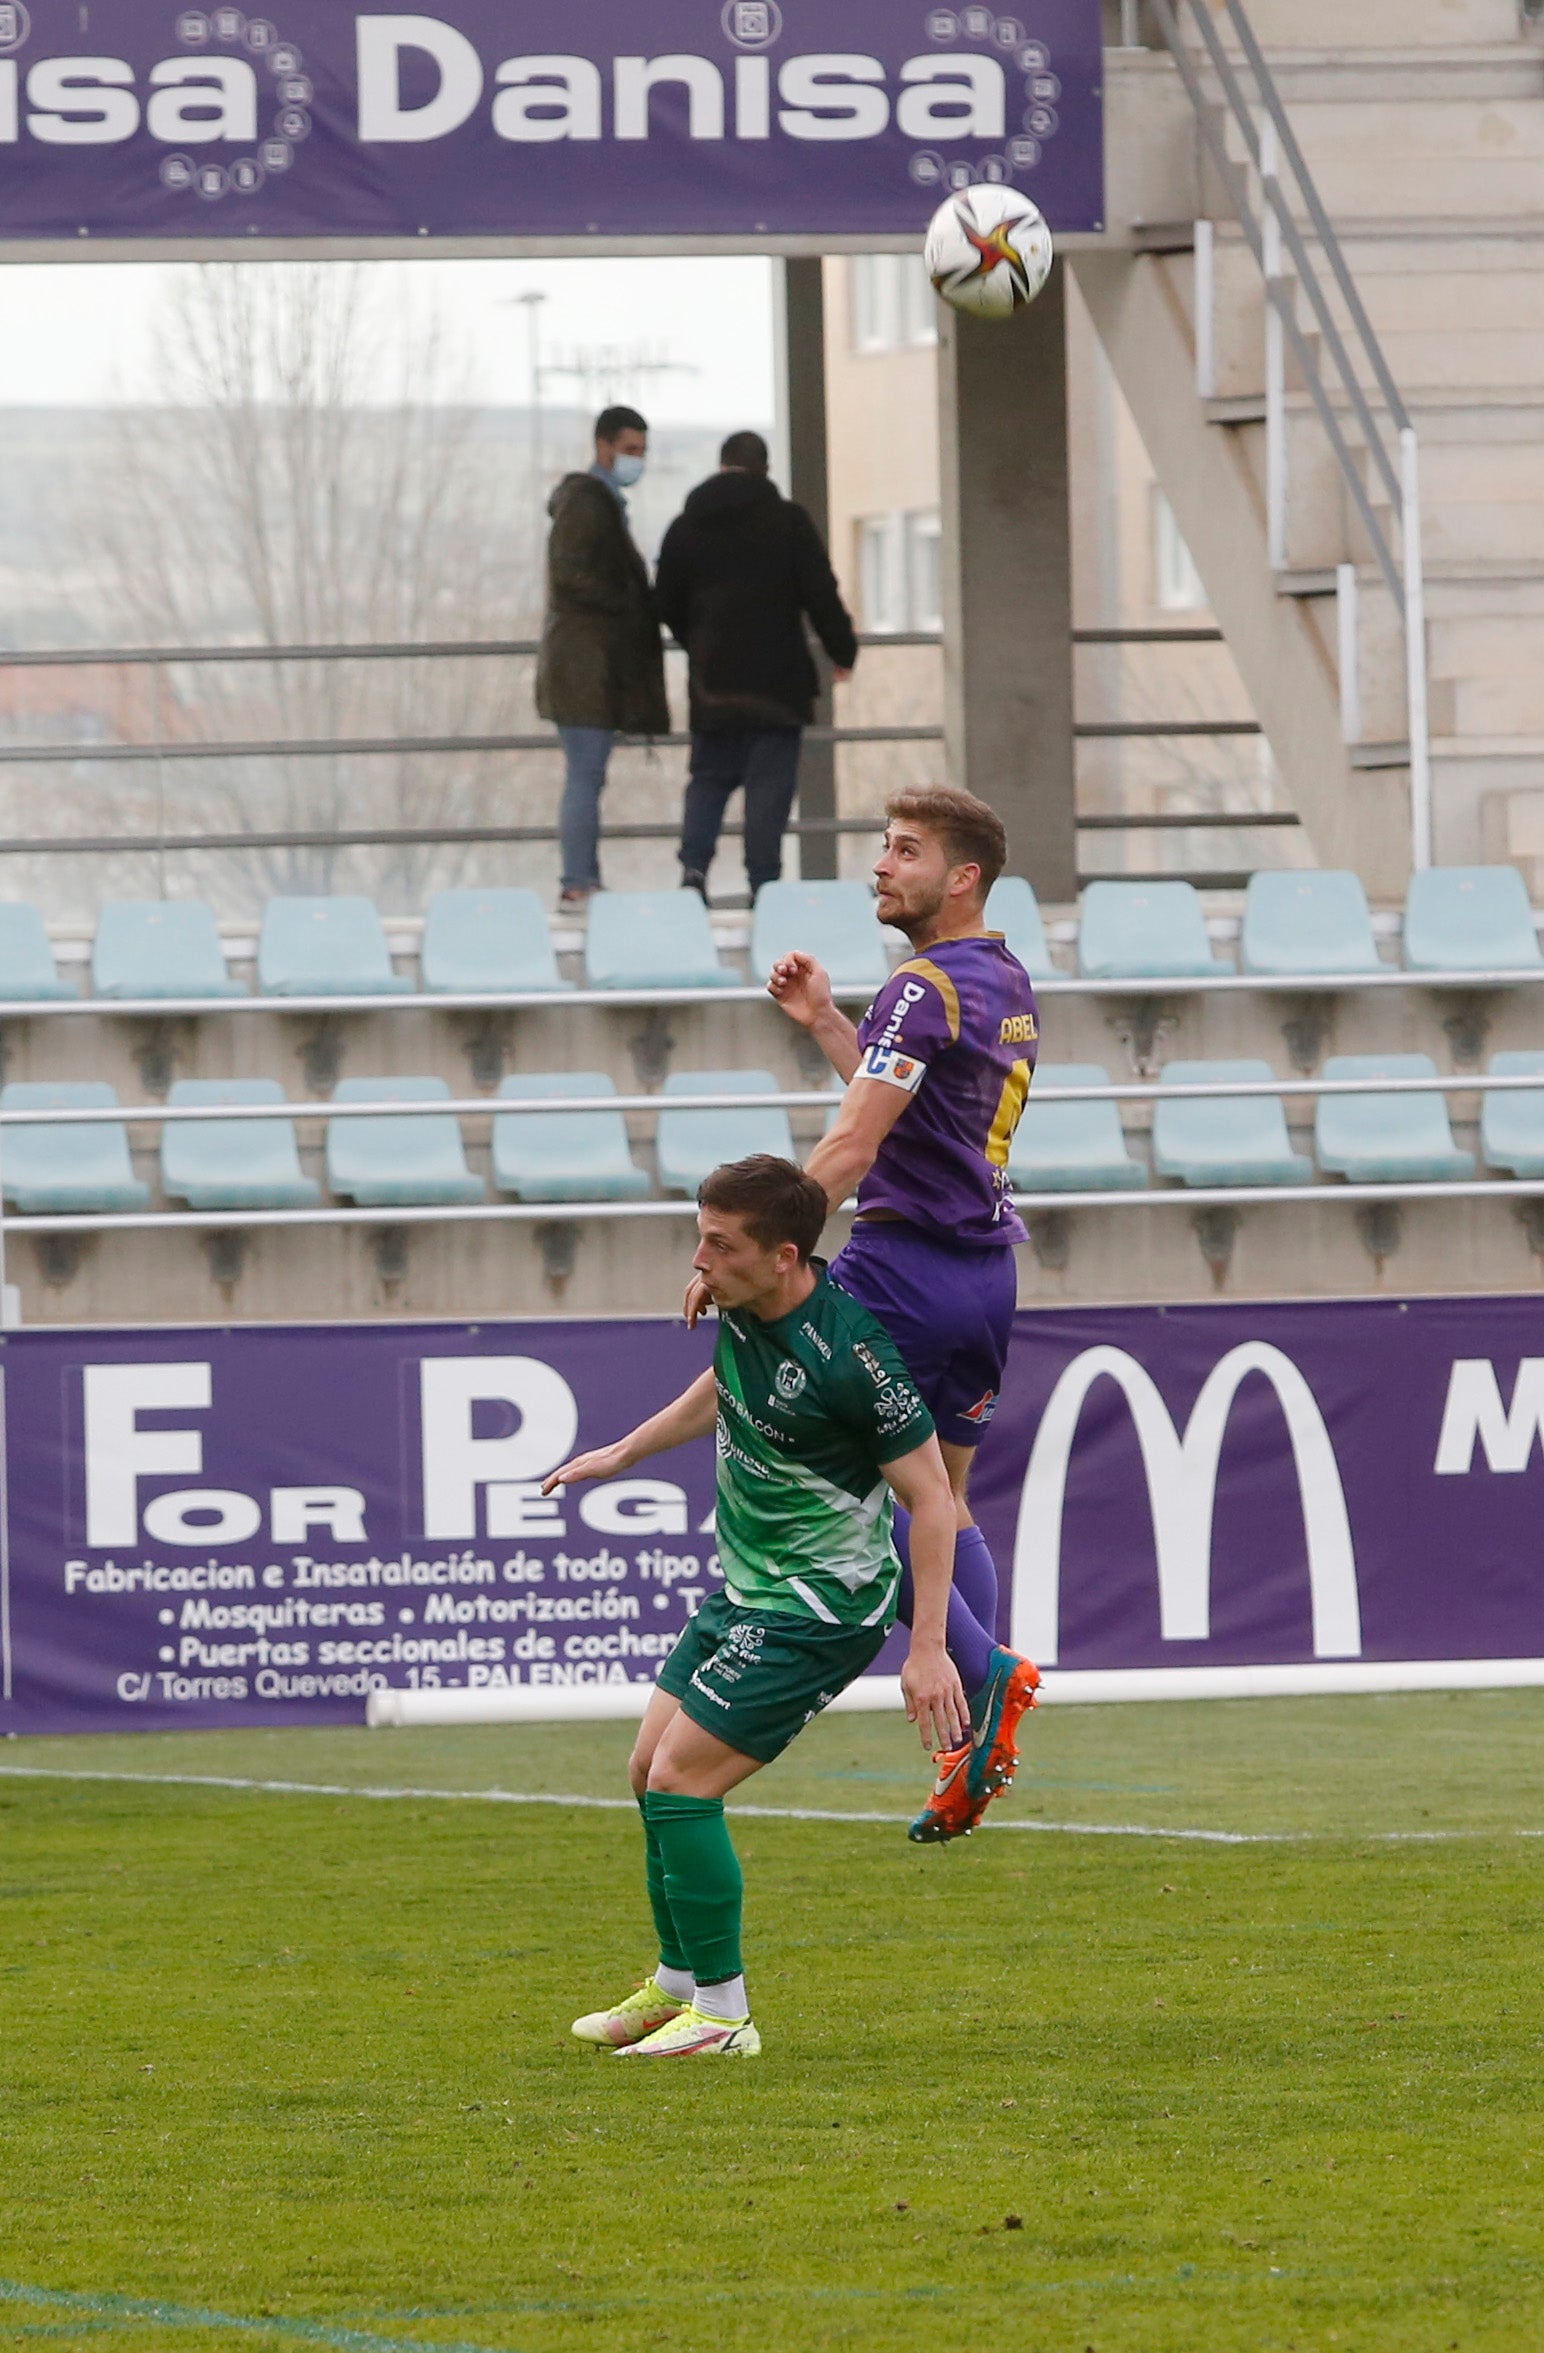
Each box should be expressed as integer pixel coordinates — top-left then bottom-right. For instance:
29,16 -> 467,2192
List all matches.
658,1587 -> 889,1765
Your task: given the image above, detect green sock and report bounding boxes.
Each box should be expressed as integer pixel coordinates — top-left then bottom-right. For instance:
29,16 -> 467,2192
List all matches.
637,1796 -> 691,1976
642,1791 -> 744,1987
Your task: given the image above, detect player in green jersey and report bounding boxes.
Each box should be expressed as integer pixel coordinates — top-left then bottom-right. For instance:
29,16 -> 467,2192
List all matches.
543,1154 -> 964,2059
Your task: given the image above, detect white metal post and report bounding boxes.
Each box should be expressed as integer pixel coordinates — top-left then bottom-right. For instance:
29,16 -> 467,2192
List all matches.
1120,0 -> 1142,47
1336,562 -> 1361,745
1261,119 -> 1288,574
1194,218 -> 1216,399
1401,425 -> 1433,870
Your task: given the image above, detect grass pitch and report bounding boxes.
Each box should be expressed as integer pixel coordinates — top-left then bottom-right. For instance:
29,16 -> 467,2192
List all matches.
3,1694 -> 1544,2353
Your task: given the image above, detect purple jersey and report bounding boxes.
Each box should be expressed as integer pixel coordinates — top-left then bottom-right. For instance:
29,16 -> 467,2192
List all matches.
852,933 -> 1039,1246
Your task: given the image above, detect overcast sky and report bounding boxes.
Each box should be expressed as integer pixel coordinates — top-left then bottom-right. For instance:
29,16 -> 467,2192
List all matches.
0,254 -> 778,425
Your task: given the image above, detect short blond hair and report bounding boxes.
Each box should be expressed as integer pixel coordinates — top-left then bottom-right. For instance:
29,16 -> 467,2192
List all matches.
885,786 -> 1007,897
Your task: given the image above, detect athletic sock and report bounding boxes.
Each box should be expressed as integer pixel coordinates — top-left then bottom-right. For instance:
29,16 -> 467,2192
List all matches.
642,1790 -> 745,1988
653,1963 -> 695,2004
892,1512 -> 1000,1708
693,1972 -> 749,2022
637,1796 -> 691,1977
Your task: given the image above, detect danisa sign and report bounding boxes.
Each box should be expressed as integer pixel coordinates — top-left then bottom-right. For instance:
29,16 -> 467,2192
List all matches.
3,1295 -> 1544,1736
0,1 -> 1105,241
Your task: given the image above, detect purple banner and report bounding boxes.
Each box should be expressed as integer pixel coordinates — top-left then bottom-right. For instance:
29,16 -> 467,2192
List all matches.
0,2 -> 1104,242
3,1294 -> 1544,1736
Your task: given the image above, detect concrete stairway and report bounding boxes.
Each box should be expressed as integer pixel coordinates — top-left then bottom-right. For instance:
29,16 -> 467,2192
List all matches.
1084,0 -> 1544,889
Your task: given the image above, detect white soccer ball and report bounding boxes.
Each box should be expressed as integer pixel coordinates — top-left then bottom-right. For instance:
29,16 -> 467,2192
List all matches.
923,184 -> 1054,321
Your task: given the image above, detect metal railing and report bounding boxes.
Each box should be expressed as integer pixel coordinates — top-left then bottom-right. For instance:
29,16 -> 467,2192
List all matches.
1149,0 -> 1432,867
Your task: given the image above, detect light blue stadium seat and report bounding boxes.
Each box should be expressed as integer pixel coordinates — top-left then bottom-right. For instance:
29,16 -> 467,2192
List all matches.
1078,881 -> 1232,980
586,890 -> 734,991
751,881 -> 889,989
1007,1063 -> 1145,1192
1481,1051 -> 1544,1178
1316,1054 -> 1475,1183
656,1070 -> 794,1196
421,888 -> 570,996
1403,865 -> 1543,974
985,876 -> 1055,979
1240,871 -> 1382,977
161,1079 -> 320,1210
0,1081 -> 151,1212
493,1071 -> 649,1203
0,904 -> 72,1001
93,899 -> 245,1000
327,1078 -> 483,1206
259,896 -> 412,996
1152,1059 -> 1312,1187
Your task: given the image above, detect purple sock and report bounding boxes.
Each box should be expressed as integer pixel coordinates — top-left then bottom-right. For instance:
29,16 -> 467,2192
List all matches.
893,1514 -> 1000,1702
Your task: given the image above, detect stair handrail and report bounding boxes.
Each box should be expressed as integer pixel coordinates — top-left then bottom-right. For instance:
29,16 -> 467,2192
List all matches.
1146,0 -> 1433,869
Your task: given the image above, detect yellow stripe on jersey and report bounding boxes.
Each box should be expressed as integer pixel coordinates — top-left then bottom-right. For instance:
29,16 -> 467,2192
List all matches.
986,1058 -> 1033,1169
893,956 -> 961,1042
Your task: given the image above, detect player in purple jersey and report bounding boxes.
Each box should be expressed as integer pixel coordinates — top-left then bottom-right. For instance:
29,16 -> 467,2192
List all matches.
690,785 -> 1041,1842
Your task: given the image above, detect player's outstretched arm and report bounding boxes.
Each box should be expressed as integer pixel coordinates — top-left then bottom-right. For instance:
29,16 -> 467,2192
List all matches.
542,1369 -> 718,1493
883,1437 -> 969,1753
767,951 -> 862,1081
803,1077 -> 913,1216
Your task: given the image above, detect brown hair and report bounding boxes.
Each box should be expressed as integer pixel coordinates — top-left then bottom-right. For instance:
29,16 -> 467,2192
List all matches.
697,1155 -> 828,1260
885,786 -> 1007,897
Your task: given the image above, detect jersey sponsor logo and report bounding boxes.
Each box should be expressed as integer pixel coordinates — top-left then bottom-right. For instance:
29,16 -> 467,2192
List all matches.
875,1384 -> 923,1431
775,1360 -> 808,1402
799,1320 -> 832,1361
999,1012 -> 1038,1044
960,1388 -> 999,1426
853,1339 -> 892,1388
873,979 -> 930,1055
860,1042 -> 928,1094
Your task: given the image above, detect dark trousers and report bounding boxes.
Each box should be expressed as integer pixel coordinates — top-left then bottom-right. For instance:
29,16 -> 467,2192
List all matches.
679,728 -> 802,897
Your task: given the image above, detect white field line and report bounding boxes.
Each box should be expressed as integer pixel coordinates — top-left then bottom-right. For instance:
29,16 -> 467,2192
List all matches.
0,1763 -> 1516,1843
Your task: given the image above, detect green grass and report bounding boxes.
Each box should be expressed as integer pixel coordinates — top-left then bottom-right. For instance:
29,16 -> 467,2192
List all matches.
3,1695 -> 1544,2352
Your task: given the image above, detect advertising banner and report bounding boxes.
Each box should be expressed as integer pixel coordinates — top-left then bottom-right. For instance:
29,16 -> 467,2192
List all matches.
0,1 -> 1104,243
3,1295 -> 1544,1737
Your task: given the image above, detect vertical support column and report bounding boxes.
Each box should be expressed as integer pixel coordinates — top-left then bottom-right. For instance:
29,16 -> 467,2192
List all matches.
781,256 -> 837,882
938,258 -> 1077,900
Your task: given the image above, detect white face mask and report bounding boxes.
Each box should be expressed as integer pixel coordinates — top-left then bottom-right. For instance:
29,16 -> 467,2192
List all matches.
609,452 -> 646,488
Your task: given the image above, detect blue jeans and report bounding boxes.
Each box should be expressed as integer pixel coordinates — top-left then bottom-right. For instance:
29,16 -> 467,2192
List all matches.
679,728 -> 802,897
558,725 -> 616,892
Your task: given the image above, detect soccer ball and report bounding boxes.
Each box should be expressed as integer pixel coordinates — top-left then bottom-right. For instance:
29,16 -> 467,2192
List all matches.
923,185 -> 1054,320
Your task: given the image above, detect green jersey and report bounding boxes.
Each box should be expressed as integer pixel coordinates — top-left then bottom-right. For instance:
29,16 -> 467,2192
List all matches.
712,1268 -> 935,1628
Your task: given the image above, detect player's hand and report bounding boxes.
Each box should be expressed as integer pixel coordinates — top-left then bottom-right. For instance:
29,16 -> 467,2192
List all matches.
542,1444 -> 629,1495
901,1638 -> 969,1753
767,950 -> 834,1031
683,1274 -> 715,1328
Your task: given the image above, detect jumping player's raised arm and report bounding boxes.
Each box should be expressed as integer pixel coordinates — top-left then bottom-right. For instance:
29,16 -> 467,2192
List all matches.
882,1434 -> 968,1753
542,1368 -> 718,1494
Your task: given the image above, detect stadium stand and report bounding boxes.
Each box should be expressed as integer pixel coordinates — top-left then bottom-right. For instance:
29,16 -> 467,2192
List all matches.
326,1078 -> 484,1206
1240,872 -> 1383,977
1078,881 -> 1233,980
1480,1052 -> 1544,1180
493,1072 -> 650,1203
750,882 -> 890,989
1403,866 -> 1544,974
93,900 -> 245,1001
585,890 -> 735,991
0,904 -> 74,1002
421,889 -> 571,996
161,1079 -> 321,1211
1152,1060 -> 1314,1187
656,1070 -> 796,1195
985,876 -> 1055,979
0,1082 -> 151,1213
259,896 -> 413,997
1006,1062 -> 1145,1191
1316,1055 -> 1477,1184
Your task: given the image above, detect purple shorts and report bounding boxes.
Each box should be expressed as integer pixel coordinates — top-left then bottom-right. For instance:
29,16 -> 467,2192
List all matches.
829,1220 -> 1018,1450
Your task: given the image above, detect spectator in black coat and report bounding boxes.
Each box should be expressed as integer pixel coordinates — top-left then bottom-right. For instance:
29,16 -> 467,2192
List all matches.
654,431 -> 858,902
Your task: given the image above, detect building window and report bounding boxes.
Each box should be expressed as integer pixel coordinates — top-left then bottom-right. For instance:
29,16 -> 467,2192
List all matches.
850,256 -> 939,354
1152,490 -> 1208,611
859,509 -> 942,632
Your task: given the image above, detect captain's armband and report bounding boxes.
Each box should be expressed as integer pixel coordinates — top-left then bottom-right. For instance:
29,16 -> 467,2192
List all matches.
858,1043 -> 929,1095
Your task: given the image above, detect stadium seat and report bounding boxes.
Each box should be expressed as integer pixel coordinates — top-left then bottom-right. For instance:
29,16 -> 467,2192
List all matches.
161,1079 -> 320,1210
751,881 -> 889,989
1240,871 -> 1382,977
1152,1059 -> 1312,1187
258,896 -> 412,996
0,1081 -> 151,1213
326,1078 -> 483,1206
656,1070 -> 794,1196
1315,1054 -> 1475,1183
0,903 -> 73,1001
585,890 -> 735,991
493,1071 -> 649,1203
92,899 -> 245,1000
421,888 -> 570,996
1480,1051 -> 1544,1179
985,876 -> 1056,979
1006,1063 -> 1145,1192
1078,881 -> 1232,980
1402,866 -> 1543,974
